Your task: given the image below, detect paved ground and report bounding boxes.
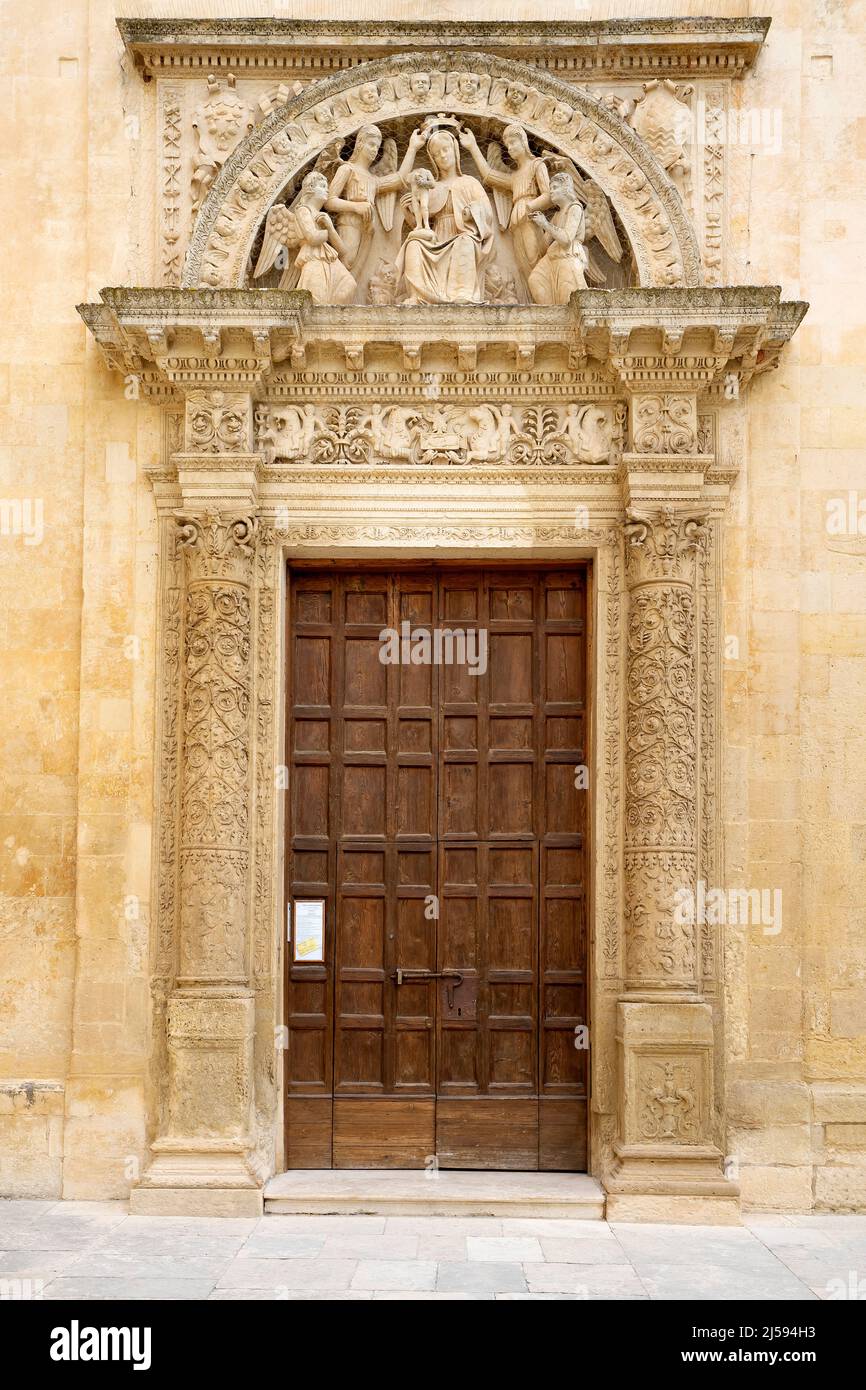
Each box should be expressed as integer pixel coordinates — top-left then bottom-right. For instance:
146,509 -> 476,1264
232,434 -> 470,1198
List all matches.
1,1201 -> 866,1299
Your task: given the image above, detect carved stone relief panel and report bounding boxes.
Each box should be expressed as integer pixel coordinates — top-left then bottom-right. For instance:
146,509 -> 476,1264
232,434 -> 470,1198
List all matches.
602,79 -> 695,212
191,75 -> 255,217
185,391 -> 253,455
166,993 -> 253,1140
176,513 -> 257,985
249,113 -> 633,308
254,400 -> 617,466
615,1001 -> 719,1171
631,393 -> 698,455
622,510 -> 706,993
636,1056 -> 702,1143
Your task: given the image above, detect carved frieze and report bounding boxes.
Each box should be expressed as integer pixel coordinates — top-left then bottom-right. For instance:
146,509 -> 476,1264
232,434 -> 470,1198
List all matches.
255,400 -> 616,467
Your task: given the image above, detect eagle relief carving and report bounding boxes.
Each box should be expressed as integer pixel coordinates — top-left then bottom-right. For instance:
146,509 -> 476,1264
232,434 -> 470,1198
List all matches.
250,111 -> 632,305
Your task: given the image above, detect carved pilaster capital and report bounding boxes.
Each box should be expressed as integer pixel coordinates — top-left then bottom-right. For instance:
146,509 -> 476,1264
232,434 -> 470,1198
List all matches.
176,511 -> 258,585
622,508 -> 707,587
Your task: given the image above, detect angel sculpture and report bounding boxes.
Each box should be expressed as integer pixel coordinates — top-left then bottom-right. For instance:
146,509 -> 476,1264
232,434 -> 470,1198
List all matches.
318,125 -> 416,274
527,170 -> 592,305
253,169 -> 356,305
537,151 -> 624,287
458,124 -> 551,281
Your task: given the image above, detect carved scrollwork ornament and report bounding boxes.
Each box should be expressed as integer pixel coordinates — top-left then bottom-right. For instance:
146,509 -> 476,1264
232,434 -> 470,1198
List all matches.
174,510 -> 258,986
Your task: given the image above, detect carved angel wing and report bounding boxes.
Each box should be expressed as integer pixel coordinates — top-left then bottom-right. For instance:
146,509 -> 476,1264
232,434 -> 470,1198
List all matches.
486,142 -> 512,231
581,180 -> 623,264
542,151 -> 623,266
253,202 -> 299,280
371,137 -> 399,232
313,139 -> 346,182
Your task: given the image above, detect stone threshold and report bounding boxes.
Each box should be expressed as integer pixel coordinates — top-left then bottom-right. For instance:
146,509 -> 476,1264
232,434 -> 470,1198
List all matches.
264,1170 -> 605,1218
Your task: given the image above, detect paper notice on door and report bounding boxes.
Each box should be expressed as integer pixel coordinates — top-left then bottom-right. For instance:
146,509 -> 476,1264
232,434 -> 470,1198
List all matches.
293,899 -> 325,963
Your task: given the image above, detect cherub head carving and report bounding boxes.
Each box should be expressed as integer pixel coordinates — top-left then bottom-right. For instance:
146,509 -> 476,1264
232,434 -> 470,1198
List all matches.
456,72 -> 481,103
357,82 -> 381,112
409,72 -> 432,102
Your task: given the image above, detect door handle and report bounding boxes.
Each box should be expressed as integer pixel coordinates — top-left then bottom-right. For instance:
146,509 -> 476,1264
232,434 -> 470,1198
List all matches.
390,968 -> 463,986
390,967 -> 464,1009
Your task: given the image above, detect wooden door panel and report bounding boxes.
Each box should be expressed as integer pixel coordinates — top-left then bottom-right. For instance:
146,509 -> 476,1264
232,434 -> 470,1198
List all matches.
286,1097 -> 333,1170
436,1099 -> 538,1169
285,574 -> 339,1167
286,566 -> 589,1172
333,1098 -> 435,1168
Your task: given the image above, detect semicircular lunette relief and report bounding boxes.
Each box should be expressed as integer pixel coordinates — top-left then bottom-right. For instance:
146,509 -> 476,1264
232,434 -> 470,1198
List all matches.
245,113 -> 639,307
184,53 -> 702,296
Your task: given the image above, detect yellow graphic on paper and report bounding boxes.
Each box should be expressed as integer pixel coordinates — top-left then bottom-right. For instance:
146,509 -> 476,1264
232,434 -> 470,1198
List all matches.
296,935 -> 319,958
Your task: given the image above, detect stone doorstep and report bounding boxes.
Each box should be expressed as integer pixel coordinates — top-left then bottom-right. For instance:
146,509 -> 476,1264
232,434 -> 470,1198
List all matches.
263,1170 -> 605,1219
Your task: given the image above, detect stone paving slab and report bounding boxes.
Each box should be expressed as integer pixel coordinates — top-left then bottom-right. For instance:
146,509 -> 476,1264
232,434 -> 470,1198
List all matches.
0,1200 -> 863,1301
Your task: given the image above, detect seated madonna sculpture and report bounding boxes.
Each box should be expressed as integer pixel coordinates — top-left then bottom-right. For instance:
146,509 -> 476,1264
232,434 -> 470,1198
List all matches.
395,120 -> 495,305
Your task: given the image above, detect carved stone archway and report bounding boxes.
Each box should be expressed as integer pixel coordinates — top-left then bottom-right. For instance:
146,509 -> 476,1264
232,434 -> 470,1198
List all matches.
185,51 -> 702,293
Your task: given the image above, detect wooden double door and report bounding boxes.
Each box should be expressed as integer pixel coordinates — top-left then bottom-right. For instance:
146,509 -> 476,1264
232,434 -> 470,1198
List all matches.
284,566 -> 589,1170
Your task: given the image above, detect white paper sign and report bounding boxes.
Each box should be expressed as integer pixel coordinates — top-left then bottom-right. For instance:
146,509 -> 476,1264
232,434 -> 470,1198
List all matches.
293,899 -> 325,963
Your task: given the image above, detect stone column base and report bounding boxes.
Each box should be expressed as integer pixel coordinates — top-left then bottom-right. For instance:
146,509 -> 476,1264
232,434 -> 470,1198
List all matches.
129,1146 -> 264,1216
605,1191 -> 740,1224
606,998 -> 740,1222
605,1147 -> 740,1224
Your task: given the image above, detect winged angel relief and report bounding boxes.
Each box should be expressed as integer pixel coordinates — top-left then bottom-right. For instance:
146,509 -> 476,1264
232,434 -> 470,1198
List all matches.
252,116 -> 628,306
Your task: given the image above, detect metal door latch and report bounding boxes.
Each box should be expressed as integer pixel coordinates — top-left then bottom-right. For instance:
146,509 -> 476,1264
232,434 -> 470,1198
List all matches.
391,967 -> 464,1009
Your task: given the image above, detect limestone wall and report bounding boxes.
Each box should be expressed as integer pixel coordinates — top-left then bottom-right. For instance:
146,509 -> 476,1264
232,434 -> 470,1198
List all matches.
0,0 -> 864,1210
721,0 -> 866,1211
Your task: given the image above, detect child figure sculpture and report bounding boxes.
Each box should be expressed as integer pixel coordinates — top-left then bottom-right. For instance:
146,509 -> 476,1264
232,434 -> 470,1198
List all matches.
408,168 -> 436,233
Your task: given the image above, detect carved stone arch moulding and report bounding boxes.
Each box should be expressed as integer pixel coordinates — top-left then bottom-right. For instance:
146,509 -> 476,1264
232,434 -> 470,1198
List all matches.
184,50 -> 703,293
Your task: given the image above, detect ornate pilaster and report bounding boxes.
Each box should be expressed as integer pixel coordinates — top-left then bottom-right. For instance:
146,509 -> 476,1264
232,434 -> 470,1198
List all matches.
176,512 -> 256,987
607,436 -> 738,1220
131,500 -> 263,1213
622,508 -> 705,993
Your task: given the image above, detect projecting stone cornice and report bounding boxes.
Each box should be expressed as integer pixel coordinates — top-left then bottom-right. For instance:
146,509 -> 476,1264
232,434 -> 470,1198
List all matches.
78,285 -> 806,399
117,16 -> 770,82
